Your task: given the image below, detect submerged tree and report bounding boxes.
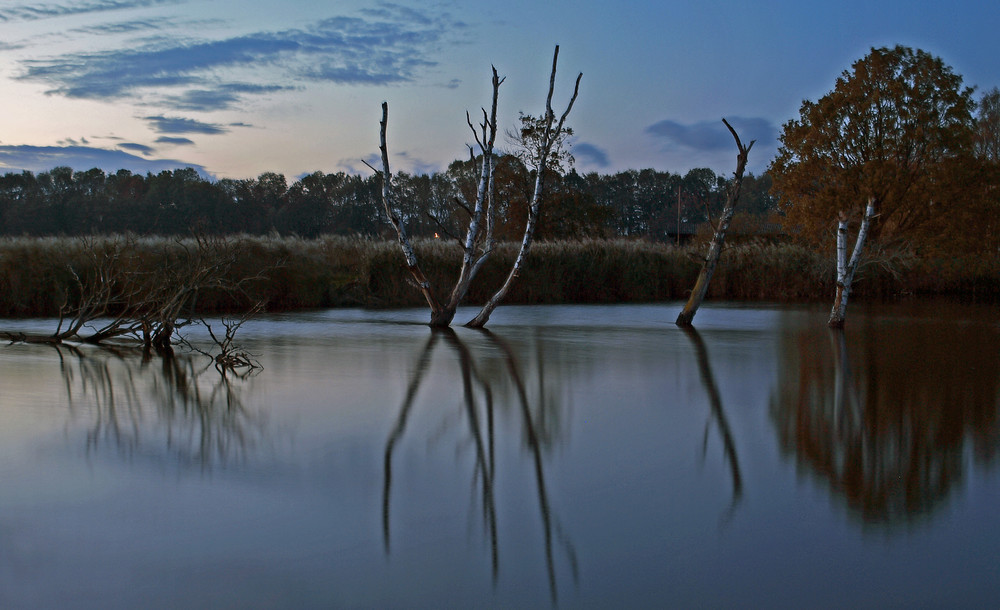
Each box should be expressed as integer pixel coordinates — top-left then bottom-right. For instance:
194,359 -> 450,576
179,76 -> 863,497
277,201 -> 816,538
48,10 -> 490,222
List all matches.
0,235 -> 264,366
675,119 -> 754,327
828,199 -> 876,328
371,45 -> 581,328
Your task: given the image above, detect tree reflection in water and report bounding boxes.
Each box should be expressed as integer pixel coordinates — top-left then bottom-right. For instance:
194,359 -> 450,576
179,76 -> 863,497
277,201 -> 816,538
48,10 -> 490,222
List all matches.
682,327 -> 743,520
771,319 -> 1000,525
382,328 -> 578,604
56,345 -> 267,471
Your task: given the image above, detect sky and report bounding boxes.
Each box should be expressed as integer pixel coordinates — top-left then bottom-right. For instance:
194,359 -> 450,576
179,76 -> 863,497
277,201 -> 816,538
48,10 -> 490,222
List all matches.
0,0 -> 997,181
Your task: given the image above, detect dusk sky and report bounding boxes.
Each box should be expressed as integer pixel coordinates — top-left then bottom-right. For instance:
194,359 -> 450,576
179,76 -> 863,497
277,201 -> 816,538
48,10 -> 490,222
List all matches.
0,0 -> 997,181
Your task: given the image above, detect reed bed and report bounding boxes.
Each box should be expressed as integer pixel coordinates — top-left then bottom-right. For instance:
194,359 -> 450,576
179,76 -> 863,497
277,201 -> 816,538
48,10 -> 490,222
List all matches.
0,235 -> 996,317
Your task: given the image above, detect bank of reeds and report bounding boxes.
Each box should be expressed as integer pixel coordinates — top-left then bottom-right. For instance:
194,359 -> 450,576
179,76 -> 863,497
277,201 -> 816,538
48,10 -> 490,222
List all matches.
0,235 -> 997,317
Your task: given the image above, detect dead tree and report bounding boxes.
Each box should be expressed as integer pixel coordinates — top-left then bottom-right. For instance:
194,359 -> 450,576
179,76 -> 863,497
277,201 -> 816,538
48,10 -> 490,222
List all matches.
466,48 -> 581,328
2,236 -> 264,363
675,119 -> 754,327
828,198 -> 876,328
371,46 -> 581,328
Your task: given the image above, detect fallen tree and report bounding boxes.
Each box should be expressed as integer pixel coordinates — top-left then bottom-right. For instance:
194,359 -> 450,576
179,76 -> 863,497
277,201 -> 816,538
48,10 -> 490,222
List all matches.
1,235 -> 265,366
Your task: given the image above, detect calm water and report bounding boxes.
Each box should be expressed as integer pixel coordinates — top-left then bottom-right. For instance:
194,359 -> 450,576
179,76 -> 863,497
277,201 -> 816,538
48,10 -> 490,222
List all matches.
1,302 -> 998,608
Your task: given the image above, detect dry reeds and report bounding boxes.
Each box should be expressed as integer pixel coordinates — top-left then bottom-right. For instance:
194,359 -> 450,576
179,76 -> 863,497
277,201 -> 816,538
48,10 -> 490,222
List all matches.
0,235 -> 996,317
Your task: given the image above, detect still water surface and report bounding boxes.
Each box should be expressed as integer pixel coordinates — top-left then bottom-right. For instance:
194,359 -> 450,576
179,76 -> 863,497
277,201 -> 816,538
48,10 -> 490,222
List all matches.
1,302 -> 998,608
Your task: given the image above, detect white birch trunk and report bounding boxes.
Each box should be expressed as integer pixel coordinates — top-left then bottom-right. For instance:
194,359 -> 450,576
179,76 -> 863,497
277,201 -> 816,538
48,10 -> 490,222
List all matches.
369,47 -> 577,328
466,46 -> 581,328
444,68 -> 504,321
374,102 -> 444,321
828,198 -> 876,328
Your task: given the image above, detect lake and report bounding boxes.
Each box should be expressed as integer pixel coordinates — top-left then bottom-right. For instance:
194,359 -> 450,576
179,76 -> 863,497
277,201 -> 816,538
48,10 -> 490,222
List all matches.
1,302 -> 998,608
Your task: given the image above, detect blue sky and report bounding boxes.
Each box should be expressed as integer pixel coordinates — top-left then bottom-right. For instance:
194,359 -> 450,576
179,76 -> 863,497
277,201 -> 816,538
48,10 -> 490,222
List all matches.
0,0 -> 997,180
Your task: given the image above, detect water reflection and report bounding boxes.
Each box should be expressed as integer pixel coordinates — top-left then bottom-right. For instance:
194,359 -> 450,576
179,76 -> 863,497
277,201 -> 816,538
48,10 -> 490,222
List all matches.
57,345 -> 267,470
772,317 -> 1000,524
682,327 -> 743,518
382,328 -> 578,604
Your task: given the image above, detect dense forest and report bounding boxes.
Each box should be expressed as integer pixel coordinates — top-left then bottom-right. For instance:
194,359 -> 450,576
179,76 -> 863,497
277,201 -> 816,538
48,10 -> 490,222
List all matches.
0,158 -> 779,242
2,45 -> 998,266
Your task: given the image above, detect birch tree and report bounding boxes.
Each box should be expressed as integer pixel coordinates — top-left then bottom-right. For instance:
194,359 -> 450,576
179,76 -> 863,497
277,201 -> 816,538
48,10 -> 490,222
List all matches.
371,67 -> 503,327
372,46 -> 581,328
674,119 -> 754,327
466,48 -> 581,328
769,45 -> 975,247
828,198 -> 876,328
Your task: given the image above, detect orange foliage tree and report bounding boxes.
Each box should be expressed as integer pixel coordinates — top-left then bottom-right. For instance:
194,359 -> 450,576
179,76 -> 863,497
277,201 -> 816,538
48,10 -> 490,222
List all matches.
769,45 -> 978,252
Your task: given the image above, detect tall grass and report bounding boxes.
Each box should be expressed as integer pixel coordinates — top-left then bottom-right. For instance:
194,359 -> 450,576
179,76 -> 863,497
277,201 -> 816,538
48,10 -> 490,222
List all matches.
0,235 -> 996,317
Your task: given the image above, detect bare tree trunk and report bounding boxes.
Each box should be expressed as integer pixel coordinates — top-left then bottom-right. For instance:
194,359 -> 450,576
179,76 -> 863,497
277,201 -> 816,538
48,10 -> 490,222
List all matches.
372,70 -> 506,328
441,68 -> 504,320
466,47 -> 582,328
675,119 -> 754,327
828,198 -> 876,328
374,102 -> 447,324
370,47 -> 579,328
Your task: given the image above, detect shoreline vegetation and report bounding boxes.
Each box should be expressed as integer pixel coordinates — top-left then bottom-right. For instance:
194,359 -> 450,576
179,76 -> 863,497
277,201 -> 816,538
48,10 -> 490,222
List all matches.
0,235 -> 997,318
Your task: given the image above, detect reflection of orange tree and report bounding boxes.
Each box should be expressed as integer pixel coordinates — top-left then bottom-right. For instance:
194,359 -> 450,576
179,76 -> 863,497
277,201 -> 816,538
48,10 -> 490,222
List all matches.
382,328 -> 577,603
58,345 -> 267,471
771,322 -> 1000,524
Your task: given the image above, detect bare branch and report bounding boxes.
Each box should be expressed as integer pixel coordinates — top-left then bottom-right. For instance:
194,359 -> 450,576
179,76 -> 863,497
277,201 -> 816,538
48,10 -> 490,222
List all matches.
467,47 -> 581,328
675,119 -> 754,327
425,211 -> 465,246
373,102 -> 444,319
453,196 -> 474,217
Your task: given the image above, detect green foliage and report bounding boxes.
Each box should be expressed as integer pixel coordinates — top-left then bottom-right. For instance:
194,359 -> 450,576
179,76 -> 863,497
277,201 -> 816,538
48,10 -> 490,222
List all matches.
506,112 -> 575,175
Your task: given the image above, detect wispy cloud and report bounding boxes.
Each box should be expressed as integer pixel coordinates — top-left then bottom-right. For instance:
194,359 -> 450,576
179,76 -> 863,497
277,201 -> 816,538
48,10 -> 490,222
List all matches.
645,117 -> 777,152
159,83 -> 291,111
143,115 -> 227,135
0,144 -> 210,178
67,16 -> 199,36
154,136 -> 194,145
395,150 -> 440,176
16,4 -> 461,111
118,142 -> 154,155
0,0 -> 182,22
337,153 -> 384,175
574,142 -> 610,168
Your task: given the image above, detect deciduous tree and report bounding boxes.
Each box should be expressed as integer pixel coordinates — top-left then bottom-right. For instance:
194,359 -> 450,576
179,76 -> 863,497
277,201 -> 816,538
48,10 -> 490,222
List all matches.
975,87 -> 1000,162
769,45 -> 976,248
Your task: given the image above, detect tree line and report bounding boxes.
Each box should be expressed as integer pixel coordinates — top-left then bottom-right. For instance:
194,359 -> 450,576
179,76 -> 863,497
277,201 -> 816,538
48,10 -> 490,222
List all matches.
3,43 -> 999,331
0,160 -> 778,241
